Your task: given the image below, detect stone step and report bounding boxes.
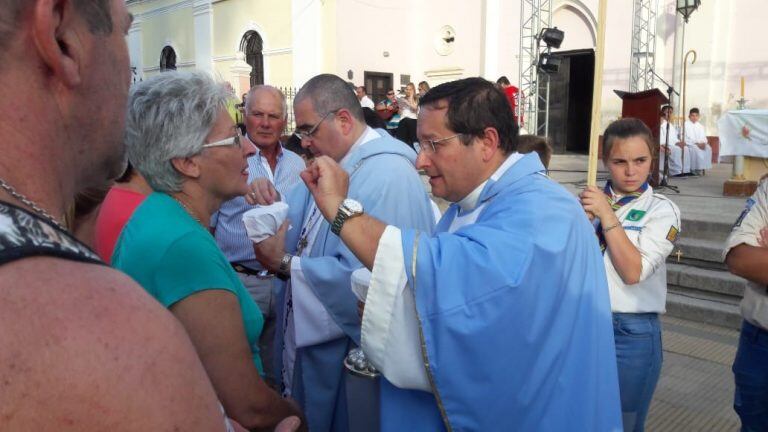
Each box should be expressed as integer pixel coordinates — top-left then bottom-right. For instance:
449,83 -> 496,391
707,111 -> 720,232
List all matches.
665,291 -> 742,330
680,217 -> 733,243
668,237 -> 727,270
667,263 -> 746,299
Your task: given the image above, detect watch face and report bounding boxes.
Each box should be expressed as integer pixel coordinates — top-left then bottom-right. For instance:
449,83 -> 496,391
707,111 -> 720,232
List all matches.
343,198 -> 363,213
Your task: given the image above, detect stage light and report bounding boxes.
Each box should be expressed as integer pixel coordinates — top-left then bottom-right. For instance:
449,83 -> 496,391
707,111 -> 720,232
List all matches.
540,27 -> 565,49
538,54 -> 562,74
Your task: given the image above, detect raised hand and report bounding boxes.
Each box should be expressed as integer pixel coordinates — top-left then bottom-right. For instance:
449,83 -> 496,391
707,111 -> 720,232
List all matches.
300,156 -> 349,221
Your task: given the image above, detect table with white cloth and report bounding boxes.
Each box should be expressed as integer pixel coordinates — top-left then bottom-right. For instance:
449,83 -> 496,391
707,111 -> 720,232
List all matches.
718,109 -> 768,182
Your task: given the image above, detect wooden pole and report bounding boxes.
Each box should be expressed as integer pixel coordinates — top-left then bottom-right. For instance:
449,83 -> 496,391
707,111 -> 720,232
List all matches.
587,0 -> 608,186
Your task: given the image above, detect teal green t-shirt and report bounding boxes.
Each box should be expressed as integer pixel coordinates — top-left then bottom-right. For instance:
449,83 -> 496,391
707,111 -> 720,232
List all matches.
112,192 -> 264,373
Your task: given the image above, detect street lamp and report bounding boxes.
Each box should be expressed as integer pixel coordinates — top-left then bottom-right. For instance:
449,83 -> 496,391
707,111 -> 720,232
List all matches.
676,0 -> 700,23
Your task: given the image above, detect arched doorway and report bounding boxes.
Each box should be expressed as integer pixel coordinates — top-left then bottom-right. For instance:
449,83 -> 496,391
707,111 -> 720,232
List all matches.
160,46 -> 177,71
239,31 -> 264,86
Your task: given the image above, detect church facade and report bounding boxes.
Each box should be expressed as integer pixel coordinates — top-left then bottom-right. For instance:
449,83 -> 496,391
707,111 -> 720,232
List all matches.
126,0 -> 766,141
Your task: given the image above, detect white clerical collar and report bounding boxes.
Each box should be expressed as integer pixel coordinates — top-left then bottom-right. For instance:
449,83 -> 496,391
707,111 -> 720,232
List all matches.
340,126 -> 379,165
456,152 -> 524,212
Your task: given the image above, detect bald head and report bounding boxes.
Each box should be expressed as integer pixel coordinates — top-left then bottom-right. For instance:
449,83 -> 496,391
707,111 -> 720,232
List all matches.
244,85 -> 288,150
294,74 -> 365,123
245,85 -> 287,120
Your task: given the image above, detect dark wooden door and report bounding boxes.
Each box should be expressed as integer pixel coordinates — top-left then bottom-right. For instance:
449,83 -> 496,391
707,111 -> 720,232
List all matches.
540,49 -> 595,154
364,71 -> 394,106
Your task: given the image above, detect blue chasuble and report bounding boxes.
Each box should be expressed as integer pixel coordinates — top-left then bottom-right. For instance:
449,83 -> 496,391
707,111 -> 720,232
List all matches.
382,153 -> 622,431
275,130 -> 435,432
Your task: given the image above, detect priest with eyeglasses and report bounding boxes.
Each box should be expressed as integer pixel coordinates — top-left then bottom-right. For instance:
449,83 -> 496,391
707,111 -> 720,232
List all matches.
299,78 -> 623,431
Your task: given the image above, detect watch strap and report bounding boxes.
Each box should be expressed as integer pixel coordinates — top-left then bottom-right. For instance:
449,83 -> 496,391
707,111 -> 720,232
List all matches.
278,253 -> 293,279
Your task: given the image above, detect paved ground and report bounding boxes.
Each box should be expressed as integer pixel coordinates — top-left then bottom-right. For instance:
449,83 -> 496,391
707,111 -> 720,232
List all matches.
648,315 -> 740,431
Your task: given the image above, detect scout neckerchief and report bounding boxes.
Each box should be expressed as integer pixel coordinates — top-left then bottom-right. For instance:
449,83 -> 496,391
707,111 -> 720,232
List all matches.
596,180 -> 649,254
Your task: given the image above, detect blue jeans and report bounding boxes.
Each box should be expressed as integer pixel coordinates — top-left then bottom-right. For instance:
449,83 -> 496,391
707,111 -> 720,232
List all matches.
613,313 -> 663,432
733,320 -> 768,432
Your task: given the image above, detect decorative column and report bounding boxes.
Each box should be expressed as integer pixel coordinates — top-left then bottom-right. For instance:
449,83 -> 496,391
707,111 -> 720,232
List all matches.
481,0 -> 501,79
230,51 -> 253,96
292,0 -> 322,87
127,17 -> 143,82
193,0 -> 214,74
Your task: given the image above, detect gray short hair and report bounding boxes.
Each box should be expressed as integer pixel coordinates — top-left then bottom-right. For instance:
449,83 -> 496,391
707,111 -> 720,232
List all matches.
294,74 -> 364,122
245,85 -> 288,120
125,71 -> 231,193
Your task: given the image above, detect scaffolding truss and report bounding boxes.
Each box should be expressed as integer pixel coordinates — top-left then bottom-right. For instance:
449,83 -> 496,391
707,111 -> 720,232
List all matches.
518,0 -> 552,135
629,0 -> 658,92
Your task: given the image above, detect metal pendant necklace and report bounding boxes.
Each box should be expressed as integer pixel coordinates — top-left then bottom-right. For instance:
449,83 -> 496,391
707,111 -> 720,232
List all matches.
0,177 -> 67,231
171,195 -> 204,226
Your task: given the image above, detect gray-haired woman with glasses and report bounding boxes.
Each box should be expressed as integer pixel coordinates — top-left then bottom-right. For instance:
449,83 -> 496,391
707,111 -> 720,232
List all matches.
113,71 -> 305,431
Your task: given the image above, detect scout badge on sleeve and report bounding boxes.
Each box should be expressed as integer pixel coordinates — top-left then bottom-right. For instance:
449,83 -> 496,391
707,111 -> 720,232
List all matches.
666,225 -> 679,243
733,197 -> 755,228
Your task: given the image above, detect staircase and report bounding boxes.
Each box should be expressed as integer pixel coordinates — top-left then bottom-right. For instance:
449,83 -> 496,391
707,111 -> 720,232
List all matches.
666,217 -> 746,329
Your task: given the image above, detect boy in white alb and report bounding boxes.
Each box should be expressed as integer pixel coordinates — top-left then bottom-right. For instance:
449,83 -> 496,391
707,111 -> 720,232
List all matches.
659,106 -> 692,177
684,107 -> 712,175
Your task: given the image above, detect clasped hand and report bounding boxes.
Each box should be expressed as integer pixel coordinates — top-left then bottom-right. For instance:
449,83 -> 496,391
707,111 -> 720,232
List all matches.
300,156 -> 350,221
579,185 -> 614,223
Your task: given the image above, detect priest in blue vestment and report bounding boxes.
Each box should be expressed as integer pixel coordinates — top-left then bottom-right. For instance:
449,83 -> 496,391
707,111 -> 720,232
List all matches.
298,77 -> 623,431
251,74 -> 435,432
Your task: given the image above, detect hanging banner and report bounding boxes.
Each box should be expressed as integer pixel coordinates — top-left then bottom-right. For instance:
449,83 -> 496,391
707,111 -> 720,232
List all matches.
718,109 -> 768,159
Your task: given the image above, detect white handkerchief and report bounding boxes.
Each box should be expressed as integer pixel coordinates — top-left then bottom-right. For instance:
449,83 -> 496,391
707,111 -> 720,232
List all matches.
351,267 -> 372,302
242,202 -> 289,243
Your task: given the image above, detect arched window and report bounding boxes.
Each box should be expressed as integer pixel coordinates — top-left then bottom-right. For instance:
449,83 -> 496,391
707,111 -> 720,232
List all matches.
239,31 -> 264,86
160,46 -> 177,71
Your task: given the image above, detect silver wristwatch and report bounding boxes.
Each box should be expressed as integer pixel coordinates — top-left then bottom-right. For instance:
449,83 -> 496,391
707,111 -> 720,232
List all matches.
277,253 -> 293,280
331,198 -> 364,235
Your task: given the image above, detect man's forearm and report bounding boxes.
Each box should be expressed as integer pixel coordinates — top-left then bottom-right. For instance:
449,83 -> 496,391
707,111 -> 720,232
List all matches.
726,244 -> 768,285
337,214 -> 388,270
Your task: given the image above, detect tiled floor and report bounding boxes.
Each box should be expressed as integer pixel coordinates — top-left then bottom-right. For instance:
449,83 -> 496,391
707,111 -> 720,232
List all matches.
646,315 -> 740,431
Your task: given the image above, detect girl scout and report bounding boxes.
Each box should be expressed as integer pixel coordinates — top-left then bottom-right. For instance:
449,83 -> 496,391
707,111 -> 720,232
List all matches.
580,118 -> 681,432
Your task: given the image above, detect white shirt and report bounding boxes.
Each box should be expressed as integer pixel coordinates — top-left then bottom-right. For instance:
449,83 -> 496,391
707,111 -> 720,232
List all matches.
603,187 -> 680,313
359,154 -> 524,392
281,126 -> 381,395
724,179 -> 768,331
359,95 -> 375,109
396,97 -> 418,120
659,120 -> 679,146
684,120 -> 707,146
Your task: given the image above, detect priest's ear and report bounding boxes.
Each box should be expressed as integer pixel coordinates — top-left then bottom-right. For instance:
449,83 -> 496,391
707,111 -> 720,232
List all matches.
478,127 -> 502,162
335,108 -> 355,136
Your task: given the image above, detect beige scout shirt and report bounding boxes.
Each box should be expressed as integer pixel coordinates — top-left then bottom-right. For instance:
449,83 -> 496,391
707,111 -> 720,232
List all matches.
724,179 -> 768,331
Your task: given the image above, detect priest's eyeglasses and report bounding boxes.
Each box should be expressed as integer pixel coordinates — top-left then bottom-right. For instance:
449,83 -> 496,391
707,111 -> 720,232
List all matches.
415,133 -> 464,154
201,127 -> 243,150
294,109 -> 340,141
